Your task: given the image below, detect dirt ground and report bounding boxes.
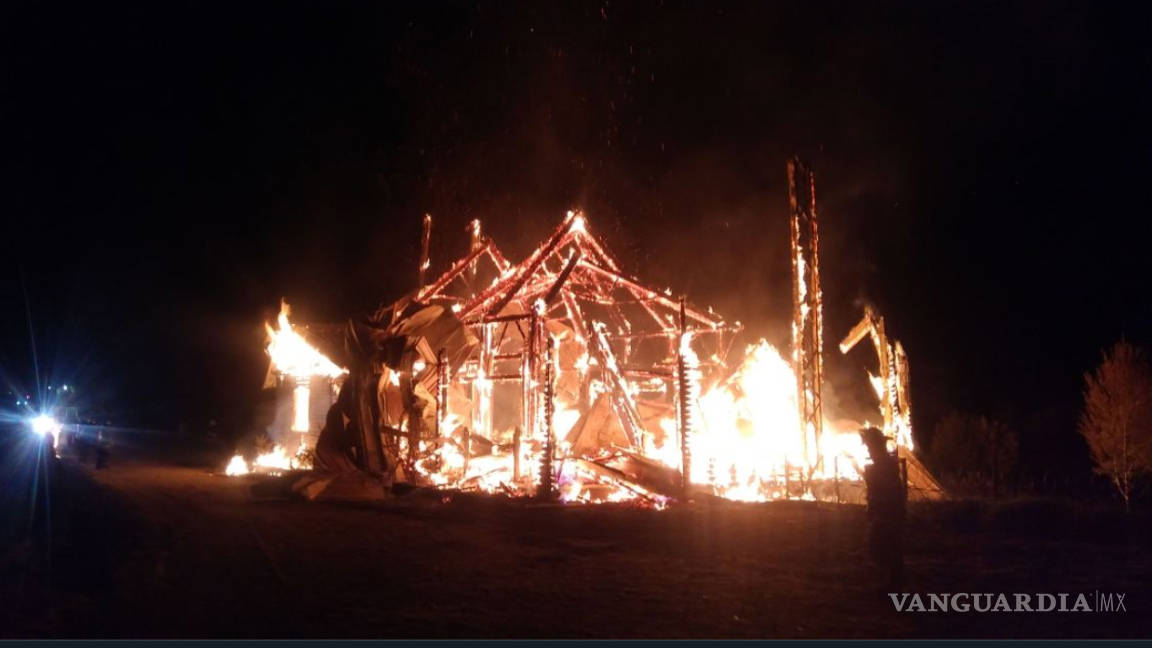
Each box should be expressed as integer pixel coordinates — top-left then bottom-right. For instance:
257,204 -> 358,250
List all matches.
2,439 -> 1150,638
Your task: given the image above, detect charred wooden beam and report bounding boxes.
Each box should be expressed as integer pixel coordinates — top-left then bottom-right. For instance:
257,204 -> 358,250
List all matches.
539,335 -> 556,499
622,368 -> 675,379
838,305 -> 906,446
518,311 -> 539,480
600,326 -> 742,342
543,250 -> 582,306
436,347 -> 448,441
576,260 -> 724,327
839,311 -> 874,354
486,244 -> 512,272
588,320 -> 648,452
894,341 -> 912,439
788,155 -> 825,482
481,230 -> 575,317
468,219 -> 483,284
487,373 -> 528,381
570,458 -> 662,502
677,297 -> 692,497
568,213 -> 622,273
463,213 -> 579,317
417,213 -> 432,291
476,313 -> 534,324
417,238 -> 497,302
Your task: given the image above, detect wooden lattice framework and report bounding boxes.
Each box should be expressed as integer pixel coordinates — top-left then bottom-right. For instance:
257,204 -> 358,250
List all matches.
788,157 -> 825,482
416,211 -> 742,492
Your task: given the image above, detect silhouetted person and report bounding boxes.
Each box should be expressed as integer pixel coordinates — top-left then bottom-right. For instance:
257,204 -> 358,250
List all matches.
95,430 -> 110,469
860,426 -> 905,589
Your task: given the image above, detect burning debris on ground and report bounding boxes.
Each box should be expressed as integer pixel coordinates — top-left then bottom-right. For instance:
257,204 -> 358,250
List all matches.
226,162 -> 943,506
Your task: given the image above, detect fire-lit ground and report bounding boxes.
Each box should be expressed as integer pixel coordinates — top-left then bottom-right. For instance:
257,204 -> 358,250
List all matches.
3,447 -> 1150,638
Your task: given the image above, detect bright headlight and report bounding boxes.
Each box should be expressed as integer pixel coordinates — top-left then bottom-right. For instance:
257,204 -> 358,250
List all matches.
30,414 -> 60,437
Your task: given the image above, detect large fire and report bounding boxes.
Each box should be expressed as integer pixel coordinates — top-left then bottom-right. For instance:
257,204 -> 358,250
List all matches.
402,336 -> 871,503
266,302 -> 346,436
225,302 -> 346,476
389,206 -> 889,504
225,161 -> 938,504
264,301 -> 346,381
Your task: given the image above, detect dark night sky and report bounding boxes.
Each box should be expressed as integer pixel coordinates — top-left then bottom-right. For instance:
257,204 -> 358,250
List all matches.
3,1 -> 1151,479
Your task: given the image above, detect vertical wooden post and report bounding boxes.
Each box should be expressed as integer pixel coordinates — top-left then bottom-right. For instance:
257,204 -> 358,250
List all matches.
468,219 -> 482,284
462,426 -> 471,477
405,370 -> 419,479
481,323 -> 494,438
436,347 -> 447,468
519,311 -> 540,482
467,323 -> 493,477
418,214 -> 432,291
677,297 -> 691,499
539,335 -> 556,500
788,157 -> 825,486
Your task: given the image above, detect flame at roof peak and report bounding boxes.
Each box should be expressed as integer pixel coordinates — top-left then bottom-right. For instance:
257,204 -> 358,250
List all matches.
265,300 -> 347,380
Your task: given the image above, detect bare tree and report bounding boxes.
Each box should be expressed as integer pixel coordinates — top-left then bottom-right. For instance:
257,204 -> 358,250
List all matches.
1079,341 -> 1152,511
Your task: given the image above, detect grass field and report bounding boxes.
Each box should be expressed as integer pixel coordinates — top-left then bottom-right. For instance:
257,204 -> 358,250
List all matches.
1,437 -> 1149,638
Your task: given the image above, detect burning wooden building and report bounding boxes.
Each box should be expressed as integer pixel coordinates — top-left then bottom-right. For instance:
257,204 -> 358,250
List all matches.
229,159 -> 942,503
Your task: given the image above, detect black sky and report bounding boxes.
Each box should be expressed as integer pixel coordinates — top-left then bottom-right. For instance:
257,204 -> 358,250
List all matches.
3,1 -> 1151,479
